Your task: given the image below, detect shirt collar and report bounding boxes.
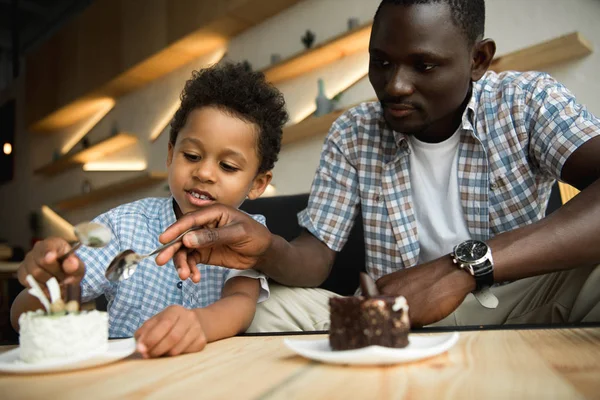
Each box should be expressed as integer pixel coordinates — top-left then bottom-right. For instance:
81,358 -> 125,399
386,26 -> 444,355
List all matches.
159,196 -> 178,232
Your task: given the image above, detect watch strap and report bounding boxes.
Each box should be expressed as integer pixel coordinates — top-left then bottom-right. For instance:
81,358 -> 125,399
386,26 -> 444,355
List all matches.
473,287 -> 498,309
473,258 -> 494,291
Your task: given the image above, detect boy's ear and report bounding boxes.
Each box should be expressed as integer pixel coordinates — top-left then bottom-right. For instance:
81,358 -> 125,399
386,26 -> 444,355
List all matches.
471,38 -> 496,81
167,142 -> 174,167
247,171 -> 273,200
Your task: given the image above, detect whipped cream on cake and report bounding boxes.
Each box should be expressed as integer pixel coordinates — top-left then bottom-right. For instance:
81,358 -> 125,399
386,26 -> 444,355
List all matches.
18,275 -> 109,363
18,310 -> 108,363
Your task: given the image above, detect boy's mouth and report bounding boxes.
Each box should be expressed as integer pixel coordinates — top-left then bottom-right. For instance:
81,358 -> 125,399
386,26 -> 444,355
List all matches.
186,189 -> 215,206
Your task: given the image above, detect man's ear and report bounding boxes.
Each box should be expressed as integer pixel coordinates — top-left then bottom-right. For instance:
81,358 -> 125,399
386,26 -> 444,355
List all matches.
167,142 -> 174,167
247,171 -> 273,200
471,38 -> 496,81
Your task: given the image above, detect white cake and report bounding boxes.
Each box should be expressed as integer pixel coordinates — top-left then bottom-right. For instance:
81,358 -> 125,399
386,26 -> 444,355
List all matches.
18,310 -> 109,363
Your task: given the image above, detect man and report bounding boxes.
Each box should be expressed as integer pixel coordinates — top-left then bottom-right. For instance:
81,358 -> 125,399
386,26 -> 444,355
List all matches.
157,0 -> 600,329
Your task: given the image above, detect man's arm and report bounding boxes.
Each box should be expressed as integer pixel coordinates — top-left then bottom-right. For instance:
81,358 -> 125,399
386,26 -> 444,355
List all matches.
257,230 -> 336,287
490,135 -> 600,282
377,136 -> 600,326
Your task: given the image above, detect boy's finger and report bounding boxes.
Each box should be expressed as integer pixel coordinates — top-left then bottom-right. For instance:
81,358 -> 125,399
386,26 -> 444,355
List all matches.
137,316 -> 178,357
135,316 -> 160,341
148,320 -> 190,358
60,254 -> 85,277
167,327 -> 200,356
186,335 -> 208,354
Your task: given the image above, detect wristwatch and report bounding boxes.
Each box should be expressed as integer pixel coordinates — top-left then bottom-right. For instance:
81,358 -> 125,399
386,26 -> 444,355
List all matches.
450,239 -> 495,291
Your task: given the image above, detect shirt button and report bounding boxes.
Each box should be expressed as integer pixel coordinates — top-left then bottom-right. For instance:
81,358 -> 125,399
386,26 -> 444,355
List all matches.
489,182 -> 498,191
177,281 -> 183,289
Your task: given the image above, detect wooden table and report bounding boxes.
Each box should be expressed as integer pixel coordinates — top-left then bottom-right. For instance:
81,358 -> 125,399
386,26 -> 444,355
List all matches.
1,328 -> 599,399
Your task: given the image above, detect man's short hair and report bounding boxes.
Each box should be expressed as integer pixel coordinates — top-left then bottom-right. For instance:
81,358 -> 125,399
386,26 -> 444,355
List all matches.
374,0 -> 485,45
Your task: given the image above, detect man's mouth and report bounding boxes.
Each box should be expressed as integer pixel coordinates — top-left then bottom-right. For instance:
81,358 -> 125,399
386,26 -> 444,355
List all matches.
385,103 -> 417,118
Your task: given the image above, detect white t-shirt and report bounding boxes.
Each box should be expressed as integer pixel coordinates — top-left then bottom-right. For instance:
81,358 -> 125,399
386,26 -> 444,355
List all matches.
407,131 -> 471,264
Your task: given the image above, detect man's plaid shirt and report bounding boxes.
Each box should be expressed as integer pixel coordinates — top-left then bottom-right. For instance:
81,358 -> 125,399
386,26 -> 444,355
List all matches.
299,71 -> 600,281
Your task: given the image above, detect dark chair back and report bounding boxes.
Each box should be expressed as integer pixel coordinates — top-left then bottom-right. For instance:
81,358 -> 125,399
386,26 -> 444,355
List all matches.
240,193 -> 365,295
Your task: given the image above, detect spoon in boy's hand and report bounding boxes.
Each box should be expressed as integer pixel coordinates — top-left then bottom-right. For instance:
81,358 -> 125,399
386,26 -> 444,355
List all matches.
105,227 -> 202,282
57,222 -> 112,263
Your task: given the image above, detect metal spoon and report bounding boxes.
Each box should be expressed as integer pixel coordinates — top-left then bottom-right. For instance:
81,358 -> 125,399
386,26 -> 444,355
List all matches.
105,227 -> 201,282
56,222 -> 111,308
58,222 -> 112,263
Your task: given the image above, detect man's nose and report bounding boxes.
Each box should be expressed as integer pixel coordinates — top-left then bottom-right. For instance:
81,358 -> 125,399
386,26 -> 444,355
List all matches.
386,66 -> 415,97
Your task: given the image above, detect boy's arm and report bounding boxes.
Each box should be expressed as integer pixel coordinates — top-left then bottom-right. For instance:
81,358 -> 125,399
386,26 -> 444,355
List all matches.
196,276 -> 261,342
134,276 -> 260,358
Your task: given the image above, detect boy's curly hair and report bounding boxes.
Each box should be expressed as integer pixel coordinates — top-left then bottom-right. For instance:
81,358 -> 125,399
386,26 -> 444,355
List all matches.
169,62 -> 288,173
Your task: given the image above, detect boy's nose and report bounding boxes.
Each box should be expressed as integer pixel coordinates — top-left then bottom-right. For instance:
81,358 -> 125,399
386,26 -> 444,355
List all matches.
193,162 -> 216,182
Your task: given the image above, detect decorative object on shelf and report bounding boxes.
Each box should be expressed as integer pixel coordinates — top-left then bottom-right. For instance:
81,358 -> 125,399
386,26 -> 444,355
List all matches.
81,137 -> 90,149
270,53 -> 282,65
331,92 -> 344,111
241,60 -> 253,72
347,17 -> 360,31
81,179 -> 93,194
111,122 -> 120,137
314,79 -> 333,117
301,30 -> 316,49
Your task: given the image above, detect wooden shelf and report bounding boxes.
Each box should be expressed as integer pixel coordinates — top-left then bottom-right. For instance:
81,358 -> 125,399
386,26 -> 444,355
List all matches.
34,133 -> 139,176
27,0 -> 304,133
283,109 -> 346,145
489,32 -> 592,72
262,22 -> 372,84
283,31 -> 593,146
55,171 -> 168,211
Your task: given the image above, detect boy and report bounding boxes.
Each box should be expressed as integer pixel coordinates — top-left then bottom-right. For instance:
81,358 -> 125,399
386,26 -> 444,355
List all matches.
11,62 -> 289,357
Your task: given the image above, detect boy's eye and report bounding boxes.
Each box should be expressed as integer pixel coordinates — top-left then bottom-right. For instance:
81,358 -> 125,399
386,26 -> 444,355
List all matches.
220,163 -> 238,172
184,153 -> 201,162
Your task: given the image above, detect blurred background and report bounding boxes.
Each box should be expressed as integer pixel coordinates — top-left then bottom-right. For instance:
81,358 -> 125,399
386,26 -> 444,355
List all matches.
0,0 -> 598,343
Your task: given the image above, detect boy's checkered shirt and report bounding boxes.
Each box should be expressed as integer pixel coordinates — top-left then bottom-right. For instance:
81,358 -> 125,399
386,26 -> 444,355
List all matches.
299,71 -> 600,281
78,197 -> 268,338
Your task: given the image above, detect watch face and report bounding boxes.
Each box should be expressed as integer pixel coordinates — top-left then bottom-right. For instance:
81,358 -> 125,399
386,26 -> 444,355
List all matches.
455,240 -> 488,263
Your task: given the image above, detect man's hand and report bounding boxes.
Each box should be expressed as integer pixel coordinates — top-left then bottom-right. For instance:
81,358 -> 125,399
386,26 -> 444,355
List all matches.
134,305 -> 207,358
155,204 -> 272,280
376,257 -> 475,326
17,237 -> 85,288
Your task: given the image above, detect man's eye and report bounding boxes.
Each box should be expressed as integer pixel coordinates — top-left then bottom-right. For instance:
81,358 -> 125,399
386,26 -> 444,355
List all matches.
220,163 -> 238,172
415,63 -> 436,72
184,153 -> 200,161
370,58 -> 390,67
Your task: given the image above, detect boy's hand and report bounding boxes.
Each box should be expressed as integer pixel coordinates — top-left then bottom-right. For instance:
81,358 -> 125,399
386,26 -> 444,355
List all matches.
134,305 -> 207,358
17,237 -> 85,288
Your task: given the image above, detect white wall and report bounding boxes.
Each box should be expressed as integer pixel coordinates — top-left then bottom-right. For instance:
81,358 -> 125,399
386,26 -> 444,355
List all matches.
1,0 -> 599,249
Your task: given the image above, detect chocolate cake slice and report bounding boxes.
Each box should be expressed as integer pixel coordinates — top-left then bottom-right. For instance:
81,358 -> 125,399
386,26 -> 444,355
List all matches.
329,273 -> 410,351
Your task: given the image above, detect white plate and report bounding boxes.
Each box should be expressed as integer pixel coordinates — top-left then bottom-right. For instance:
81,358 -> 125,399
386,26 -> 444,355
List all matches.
284,332 -> 459,366
0,338 -> 137,374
